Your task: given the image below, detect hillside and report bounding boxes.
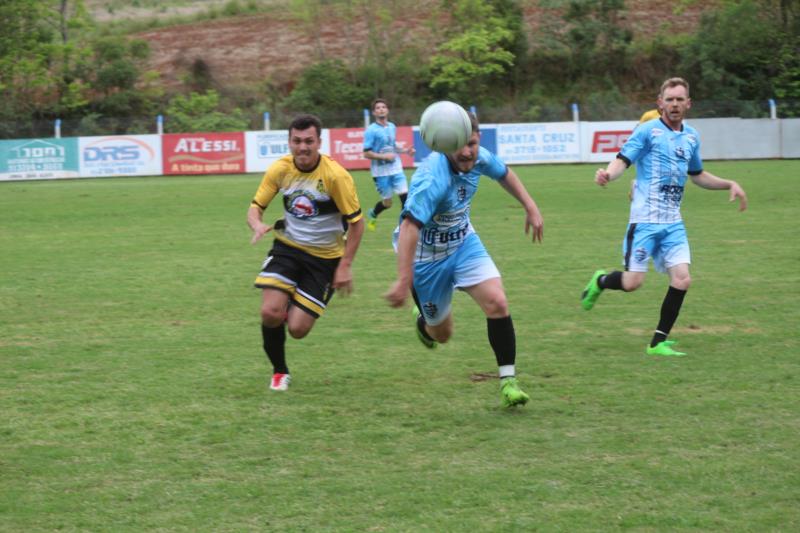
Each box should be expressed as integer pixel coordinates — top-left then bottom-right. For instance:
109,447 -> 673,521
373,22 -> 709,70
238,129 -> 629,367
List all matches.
122,1 -> 712,91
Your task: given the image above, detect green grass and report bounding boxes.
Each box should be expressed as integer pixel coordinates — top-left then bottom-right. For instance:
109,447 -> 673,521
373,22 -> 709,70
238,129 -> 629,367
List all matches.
1,160 -> 799,531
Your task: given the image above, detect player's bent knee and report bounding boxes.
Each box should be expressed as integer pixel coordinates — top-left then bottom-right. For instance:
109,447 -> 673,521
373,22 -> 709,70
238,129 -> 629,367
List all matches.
382,198 -> 393,208
484,294 -> 509,317
287,324 -> 312,339
260,308 -> 285,327
429,324 -> 452,344
672,275 -> 691,291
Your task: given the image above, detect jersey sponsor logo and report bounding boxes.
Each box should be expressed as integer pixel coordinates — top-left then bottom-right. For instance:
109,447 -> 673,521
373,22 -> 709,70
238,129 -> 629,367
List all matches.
286,191 -> 319,218
591,130 -> 631,153
457,185 -> 467,202
659,184 -> 684,204
421,225 -> 469,246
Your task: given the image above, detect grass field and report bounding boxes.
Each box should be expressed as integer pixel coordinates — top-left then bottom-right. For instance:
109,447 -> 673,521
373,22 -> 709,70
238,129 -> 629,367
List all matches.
1,160 -> 799,531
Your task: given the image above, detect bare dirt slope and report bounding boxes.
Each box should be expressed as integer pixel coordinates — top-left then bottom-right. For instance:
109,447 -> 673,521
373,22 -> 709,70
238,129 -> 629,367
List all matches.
129,1 -> 710,91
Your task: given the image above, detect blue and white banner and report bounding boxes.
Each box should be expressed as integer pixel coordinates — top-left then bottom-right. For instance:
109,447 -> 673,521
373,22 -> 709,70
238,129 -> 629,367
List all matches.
245,130 -> 289,173
245,129 -> 332,174
78,135 -> 162,177
496,122 -> 580,164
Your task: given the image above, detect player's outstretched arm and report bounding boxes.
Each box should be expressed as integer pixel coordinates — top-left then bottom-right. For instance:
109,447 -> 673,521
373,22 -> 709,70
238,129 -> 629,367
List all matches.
247,205 -> 272,244
333,218 -> 365,295
498,168 -> 543,243
384,217 -> 419,307
690,171 -> 748,211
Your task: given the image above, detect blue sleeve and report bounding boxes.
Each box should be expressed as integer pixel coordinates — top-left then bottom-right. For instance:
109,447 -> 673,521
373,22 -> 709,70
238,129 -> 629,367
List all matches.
477,147 -> 508,181
402,162 -> 448,226
363,125 -> 376,152
688,133 -> 703,174
619,123 -> 650,165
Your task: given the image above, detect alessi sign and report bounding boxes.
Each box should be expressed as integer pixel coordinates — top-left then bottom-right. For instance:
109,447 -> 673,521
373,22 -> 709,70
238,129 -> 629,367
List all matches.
162,132 -> 245,175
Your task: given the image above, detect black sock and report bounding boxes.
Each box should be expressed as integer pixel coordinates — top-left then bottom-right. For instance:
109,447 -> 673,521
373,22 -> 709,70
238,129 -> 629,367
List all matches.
261,324 -> 288,374
651,286 -> 687,347
416,313 -> 435,343
598,271 -> 625,290
487,316 -> 516,367
399,193 -> 408,208
373,201 -> 387,216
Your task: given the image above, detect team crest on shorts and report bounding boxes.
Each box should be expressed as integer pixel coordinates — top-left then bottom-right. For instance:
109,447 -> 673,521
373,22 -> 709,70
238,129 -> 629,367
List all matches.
635,248 -> 648,263
423,302 -> 438,319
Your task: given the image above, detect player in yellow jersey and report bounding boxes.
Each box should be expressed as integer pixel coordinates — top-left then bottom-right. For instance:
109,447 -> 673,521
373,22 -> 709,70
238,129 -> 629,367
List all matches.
247,114 -> 365,391
638,108 -> 661,123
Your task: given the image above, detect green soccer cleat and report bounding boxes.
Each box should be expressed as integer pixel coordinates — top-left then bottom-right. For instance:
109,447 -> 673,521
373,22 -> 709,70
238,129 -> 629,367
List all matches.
367,209 -> 377,231
412,306 -> 436,349
646,340 -> 687,357
500,377 -> 530,407
580,269 -> 606,310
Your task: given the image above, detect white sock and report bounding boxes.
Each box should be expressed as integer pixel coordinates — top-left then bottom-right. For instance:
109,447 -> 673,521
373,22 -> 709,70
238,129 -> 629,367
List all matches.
498,365 -> 515,379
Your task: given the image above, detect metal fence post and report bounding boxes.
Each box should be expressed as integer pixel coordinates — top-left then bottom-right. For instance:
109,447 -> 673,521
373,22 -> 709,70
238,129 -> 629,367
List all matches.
769,99 -> 777,119
263,111 -> 271,130
54,119 -> 61,138
572,103 -> 580,122
157,114 -> 164,135
363,108 -> 370,129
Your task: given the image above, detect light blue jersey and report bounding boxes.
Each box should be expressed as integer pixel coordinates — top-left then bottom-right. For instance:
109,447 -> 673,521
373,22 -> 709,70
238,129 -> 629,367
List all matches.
399,147 -> 508,263
363,121 -> 403,177
620,118 -> 703,224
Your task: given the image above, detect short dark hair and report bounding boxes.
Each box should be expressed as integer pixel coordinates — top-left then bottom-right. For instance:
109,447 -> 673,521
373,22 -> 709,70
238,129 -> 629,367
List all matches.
371,98 -> 388,111
289,114 -> 322,137
467,111 -> 479,133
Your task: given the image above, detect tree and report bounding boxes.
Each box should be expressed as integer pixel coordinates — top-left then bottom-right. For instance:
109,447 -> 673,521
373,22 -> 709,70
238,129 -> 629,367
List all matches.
678,0 -> 794,104
428,0 -> 516,103
281,60 -> 372,126
0,0 -> 58,136
165,90 -> 249,133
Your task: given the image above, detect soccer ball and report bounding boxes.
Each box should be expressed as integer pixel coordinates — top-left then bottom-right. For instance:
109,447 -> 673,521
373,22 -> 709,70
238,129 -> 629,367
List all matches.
419,101 -> 472,153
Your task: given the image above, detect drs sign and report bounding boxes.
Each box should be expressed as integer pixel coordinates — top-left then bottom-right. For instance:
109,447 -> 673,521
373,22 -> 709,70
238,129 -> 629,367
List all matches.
79,135 -> 162,177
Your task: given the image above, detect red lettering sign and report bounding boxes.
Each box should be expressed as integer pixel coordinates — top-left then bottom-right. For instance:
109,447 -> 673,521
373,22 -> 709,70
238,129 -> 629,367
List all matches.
328,126 -> 415,171
592,130 -> 632,153
162,132 -> 245,175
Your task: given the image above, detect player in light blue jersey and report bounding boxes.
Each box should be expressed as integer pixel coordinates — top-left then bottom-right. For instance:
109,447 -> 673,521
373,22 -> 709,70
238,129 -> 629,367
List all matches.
581,78 -> 748,357
363,98 -> 415,231
385,111 -> 544,407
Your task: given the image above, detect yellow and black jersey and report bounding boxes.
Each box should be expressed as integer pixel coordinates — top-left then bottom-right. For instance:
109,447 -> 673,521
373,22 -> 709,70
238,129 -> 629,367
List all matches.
251,154 -> 362,259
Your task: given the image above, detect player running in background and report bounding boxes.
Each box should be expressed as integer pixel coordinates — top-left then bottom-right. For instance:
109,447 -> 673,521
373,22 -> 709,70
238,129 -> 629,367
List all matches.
384,111 -> 544,407
247,114 -> 365,391
581,77 -> 748,356
362,98 -> 415,231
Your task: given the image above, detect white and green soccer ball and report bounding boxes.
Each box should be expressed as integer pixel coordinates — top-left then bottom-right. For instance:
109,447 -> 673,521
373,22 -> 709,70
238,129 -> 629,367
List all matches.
419,101 -> 472,153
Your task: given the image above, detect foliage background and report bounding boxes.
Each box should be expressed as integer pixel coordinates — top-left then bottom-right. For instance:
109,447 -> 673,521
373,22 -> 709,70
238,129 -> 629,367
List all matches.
0,0 -> 798,137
